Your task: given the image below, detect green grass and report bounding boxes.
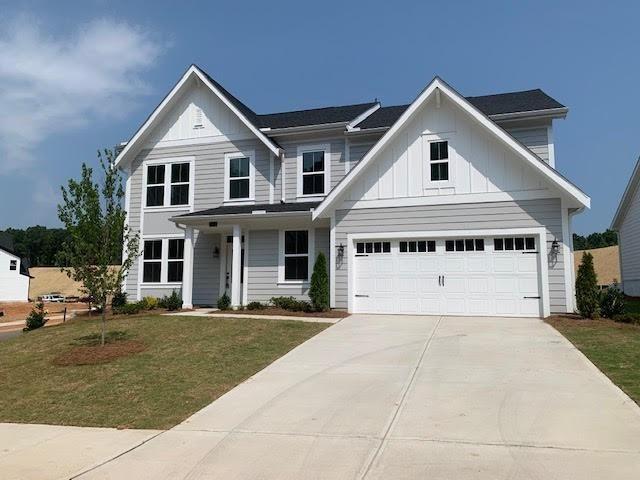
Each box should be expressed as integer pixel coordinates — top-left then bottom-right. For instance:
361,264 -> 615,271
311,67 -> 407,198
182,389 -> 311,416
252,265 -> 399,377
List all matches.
624,296 -> 640,314
0,314 -> 329,429
548,316 -> 640,404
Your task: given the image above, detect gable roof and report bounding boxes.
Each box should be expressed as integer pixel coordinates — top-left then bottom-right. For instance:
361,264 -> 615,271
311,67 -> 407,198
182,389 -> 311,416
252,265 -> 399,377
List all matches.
0,244 -> 31,278
611,156 -> 640,230
258,103 -> 378,129
115,65 -> 282,168
313,77 -> 589,219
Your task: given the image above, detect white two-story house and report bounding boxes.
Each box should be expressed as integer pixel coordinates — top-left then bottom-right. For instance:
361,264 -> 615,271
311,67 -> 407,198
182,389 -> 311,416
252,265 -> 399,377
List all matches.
115,65 -> 589,317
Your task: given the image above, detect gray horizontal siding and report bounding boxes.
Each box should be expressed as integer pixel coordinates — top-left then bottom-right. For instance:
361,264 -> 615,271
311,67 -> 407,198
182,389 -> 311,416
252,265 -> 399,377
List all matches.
506,127 -> 549,162
193,232 -> 221,305
619,182 -> 640,295
246,227 -> 330,303
334,198 -> 566,312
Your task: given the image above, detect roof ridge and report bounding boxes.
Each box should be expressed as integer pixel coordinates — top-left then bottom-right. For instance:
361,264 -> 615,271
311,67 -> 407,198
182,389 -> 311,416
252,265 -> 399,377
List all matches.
258,101 -> 377,117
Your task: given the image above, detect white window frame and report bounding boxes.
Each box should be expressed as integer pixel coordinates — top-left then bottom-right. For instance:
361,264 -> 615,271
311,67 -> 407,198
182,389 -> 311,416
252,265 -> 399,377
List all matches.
423,134 -> 454,188
143,157 -> 195,211
140,234 -> 186,286
224,151 -> 255,204
167,238 -> 186,283
278,229 -> 315,285
296,144 -> 331,199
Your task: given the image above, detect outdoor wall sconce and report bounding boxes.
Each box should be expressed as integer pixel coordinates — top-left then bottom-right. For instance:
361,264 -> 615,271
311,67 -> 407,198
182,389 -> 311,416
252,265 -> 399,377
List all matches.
213,246 -> 220,258
336,243 -> 345,259
551,239 -> 560,255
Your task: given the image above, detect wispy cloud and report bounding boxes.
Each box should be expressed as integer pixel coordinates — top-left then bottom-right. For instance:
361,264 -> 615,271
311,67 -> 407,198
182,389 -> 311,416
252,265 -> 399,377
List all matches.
0,16 -> 164,172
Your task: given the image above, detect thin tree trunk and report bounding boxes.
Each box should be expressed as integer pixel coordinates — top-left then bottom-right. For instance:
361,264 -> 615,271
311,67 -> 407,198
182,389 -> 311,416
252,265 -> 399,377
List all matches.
101,306 -> 106,346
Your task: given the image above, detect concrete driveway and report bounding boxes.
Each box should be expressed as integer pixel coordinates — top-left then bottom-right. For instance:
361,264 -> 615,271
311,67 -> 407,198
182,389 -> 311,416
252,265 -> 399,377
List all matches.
77,315 -> 640,479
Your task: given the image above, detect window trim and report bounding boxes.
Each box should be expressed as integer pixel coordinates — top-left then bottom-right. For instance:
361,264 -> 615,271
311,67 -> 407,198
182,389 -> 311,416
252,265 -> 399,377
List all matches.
224,151 -> 256,204
423,134 -> 454,187
278,228 -> 315,285
143,157 -> 194,211
9,259 -> 17,271
140,235 -> 186,285
296,144 -> 331,199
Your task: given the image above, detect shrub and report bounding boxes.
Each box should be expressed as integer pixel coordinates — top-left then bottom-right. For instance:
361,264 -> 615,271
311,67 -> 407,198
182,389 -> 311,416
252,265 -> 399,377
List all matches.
599,284 -> 625,318
24,302 -> 48,331
309,252 -> 329,312
114,302 -> 143,315
611,313 -> 640,325
270,296 -> 312,312
141,296 -> 159,310
246,301 -> 265,310
575,252 -> 599,318
164,290 -> 183,311
217,293 -> 231,310
111,291 -> 127,310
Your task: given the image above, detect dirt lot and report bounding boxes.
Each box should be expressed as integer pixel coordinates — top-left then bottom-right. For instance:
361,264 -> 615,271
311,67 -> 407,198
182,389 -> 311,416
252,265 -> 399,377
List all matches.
0,302 -> 90,323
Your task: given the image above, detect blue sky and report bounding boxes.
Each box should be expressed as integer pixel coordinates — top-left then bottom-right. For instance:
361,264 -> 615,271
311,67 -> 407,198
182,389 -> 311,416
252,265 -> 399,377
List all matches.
0,0 -> 638,234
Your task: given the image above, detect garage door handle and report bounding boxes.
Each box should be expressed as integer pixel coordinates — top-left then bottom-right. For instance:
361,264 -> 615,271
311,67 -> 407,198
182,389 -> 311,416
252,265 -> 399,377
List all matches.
522,251 -> 539,254
523,296 -> 541,299
355,294 -> 369,298
355,254 -> 369,257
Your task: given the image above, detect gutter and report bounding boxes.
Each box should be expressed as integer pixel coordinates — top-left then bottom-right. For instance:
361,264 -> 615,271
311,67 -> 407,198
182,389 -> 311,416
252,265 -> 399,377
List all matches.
260,122 -> 349,136
170,209 -> 316,223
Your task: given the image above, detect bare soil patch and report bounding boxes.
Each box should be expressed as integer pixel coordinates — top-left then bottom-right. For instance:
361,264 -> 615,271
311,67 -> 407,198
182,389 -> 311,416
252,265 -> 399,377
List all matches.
53,340 -> 147,366
0,302 -> 89,323
218,307 -> 349,318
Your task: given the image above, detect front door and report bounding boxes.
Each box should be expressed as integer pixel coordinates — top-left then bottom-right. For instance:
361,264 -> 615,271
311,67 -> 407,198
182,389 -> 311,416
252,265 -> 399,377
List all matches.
224,235 -> 244,300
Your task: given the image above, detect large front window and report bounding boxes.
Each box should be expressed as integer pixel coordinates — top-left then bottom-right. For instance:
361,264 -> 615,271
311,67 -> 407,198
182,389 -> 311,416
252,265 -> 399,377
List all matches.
145,160 -> 191,208
302,151 -> 325,195
142,240 -> 162,283
284,230 -> 309,281
229,156 -> 250,199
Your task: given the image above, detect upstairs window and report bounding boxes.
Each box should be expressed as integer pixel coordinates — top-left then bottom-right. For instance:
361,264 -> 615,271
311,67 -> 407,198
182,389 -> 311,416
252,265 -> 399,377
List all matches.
142,240 -> 162,283
284,230 -> 309,281
9,260 -> 17,271
229,156 -> 250,199
430,140 -> 449,182
146,165 -> 165,207
302,151 -> 325,195
170,163 -> 190,206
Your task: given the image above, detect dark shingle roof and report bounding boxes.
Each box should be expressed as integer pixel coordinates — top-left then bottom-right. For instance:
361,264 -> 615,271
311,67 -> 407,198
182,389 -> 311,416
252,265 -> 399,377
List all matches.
357,89 -> 566,130
177,201 -> 321,218
257,103 -> 377,129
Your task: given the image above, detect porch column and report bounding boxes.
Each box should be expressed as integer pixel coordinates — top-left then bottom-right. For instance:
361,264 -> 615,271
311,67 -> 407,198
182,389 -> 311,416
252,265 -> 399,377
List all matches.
231,224 -> 242,308
182,227 -> 194,309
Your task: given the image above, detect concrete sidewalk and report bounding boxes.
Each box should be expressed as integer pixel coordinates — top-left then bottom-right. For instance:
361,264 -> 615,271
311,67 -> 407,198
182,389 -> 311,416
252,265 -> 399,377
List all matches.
0,423 -> 160,480
73,314 -> 640,479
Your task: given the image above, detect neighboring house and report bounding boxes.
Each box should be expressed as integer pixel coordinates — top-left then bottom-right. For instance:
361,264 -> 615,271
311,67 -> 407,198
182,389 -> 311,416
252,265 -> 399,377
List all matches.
0,245 -> 31,302
611,156 -> 640,295
115,65 -> 590,318
573,246 -> 620,289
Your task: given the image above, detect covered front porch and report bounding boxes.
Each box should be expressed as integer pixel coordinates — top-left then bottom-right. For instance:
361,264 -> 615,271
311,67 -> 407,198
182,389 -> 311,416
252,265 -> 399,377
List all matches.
171,202 -> 330,309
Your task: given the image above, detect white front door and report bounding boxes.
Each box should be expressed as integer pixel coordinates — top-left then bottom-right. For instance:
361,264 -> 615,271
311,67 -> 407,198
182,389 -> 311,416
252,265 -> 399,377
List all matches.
353,236 -> 542,317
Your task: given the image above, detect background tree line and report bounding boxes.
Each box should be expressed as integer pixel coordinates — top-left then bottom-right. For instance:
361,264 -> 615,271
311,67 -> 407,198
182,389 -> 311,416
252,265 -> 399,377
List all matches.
572,229 -> 618,251
0,226 -> 122,267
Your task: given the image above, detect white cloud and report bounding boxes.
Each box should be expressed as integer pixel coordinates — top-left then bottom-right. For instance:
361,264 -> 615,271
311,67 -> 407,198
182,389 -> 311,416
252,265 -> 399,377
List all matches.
0,16 -> 164,172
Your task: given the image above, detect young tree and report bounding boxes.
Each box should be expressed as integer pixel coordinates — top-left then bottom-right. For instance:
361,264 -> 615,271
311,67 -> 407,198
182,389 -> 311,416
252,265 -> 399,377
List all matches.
309,252 -> 329,312
575,252 -> 599,318
58,149 -> 139,345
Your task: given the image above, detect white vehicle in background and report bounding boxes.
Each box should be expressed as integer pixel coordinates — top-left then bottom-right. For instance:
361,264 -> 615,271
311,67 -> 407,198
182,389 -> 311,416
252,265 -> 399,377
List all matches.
40,293 -> 65,303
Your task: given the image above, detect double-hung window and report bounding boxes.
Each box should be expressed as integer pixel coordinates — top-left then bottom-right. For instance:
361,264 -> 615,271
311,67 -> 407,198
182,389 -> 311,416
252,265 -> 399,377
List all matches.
167,239 -> 184,282
298,145 -> 329,197
145,159 -> 192,208
146,165 -> 165,207
170,163 -> 190,206
284,230 -> 309,281
142,240 -> 162,283
225,152 -> 254,202
9,260 -> 17,271
429,140 -> 449,182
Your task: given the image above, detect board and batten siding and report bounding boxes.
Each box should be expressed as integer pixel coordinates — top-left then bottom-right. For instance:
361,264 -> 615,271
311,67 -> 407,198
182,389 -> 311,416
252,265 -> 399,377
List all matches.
618,182 -> 640,295
334,198 -> 567,312
246,227 -> 330,302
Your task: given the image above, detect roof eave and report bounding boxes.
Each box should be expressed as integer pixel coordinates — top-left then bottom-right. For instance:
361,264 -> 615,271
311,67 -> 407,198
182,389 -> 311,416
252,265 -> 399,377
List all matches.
259,122 -> 349,136
489,107 -> 569,122
171,210 -> 315,223
611,156 -> 640,230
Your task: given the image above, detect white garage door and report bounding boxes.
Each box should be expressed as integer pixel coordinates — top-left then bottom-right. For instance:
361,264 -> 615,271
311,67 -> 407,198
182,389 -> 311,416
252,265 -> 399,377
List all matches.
353,236 -> 542,317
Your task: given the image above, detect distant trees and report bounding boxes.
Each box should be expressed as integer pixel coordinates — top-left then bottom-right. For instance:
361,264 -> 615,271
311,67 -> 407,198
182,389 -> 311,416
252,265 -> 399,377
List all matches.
573,229 -> 618,251
0,226 -> 71,266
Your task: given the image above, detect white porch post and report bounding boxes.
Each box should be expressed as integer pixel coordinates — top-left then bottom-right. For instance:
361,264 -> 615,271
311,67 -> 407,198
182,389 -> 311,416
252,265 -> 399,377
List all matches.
231,224 -> 242,308
182,227 -> 194,309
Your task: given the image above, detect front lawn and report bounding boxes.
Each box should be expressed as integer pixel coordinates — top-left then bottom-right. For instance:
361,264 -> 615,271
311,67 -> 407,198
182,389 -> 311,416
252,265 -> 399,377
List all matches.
547,316 -> 640,404
0,314 -> 329,429
623,295 -> 640,314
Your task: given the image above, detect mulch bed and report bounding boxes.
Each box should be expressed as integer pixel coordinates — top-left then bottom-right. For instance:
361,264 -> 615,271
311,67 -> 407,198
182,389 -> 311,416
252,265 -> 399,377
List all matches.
53,340 -> 147,366
218,308 -> 349,318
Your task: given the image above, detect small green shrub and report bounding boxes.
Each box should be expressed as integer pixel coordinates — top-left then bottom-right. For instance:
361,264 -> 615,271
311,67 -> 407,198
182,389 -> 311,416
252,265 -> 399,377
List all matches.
575,252 -> 599,318
217,293 -> 231,310
141,296 -> 159,310
164,290 -> 183,311
309,252 -> 329,311
111,291 -> 127,310
599,285 -> 625,318
24,302 -> 47,331
611,313 -> 640,325
246,301 -> 265,310
115,302 -> 143,315
270,296 -> 312,312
